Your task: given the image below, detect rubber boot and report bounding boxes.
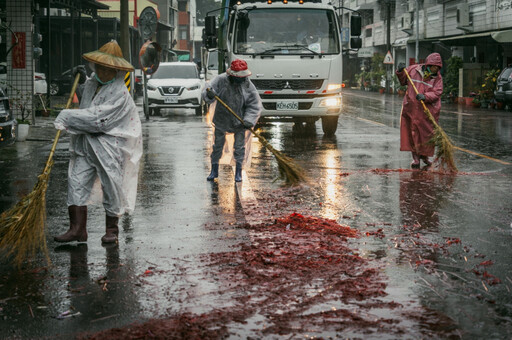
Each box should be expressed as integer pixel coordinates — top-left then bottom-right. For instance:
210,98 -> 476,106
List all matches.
411,152 -> 420,169
235,163 -> 243,182
54,206 -> 88,243
207,163 -> 219,181
101,215 -> 119,244
420,155 -> 432,167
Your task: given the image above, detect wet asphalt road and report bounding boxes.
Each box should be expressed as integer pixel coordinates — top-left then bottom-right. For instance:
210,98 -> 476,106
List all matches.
0,89 -> 511,338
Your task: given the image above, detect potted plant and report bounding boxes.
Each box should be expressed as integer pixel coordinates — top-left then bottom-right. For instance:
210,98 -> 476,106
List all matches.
9,88 -> 33,142
471,97 -> 481,108
479,68 -> 500,108
442,56 -> 463,103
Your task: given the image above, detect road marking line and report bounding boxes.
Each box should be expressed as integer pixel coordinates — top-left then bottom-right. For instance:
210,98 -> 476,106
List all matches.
351,116 -> 510,166
454,146 -> 511,165
232,166 -> 261,224
353,117 -> 387,126
443,110 -> 473,116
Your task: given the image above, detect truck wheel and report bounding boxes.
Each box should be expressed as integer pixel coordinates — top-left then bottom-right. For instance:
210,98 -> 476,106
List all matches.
321,116 -> 339,136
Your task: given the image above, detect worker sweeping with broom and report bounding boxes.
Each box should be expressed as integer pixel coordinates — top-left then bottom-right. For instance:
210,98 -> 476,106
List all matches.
396,53 -> 447,169
53,40 -> 142,244
203,59 -> 262,182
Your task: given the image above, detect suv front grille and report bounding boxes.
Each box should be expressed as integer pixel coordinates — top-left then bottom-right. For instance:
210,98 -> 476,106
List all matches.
159,86 -> 183,96
252,79 -> 324,91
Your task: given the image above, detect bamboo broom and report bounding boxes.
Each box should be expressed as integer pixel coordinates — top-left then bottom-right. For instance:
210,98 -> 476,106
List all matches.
0,74 -> 81,267
403,69 -> 457,173
212,94 -> 307,185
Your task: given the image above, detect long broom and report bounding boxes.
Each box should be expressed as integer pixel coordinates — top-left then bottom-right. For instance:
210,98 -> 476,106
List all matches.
213,94 -> 307,185
0,74 -> 81,267
403,69 -> 457,173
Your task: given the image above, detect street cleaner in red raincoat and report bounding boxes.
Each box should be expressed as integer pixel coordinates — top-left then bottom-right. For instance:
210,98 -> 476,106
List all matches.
396,52 -> 443,169
203,59 -> 262,182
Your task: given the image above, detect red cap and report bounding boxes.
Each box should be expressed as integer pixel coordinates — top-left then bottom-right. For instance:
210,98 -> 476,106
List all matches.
227,59 -> 252,77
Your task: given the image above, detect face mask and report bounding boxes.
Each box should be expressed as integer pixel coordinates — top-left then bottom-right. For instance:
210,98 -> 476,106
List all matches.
94,73 -> 115,86
230,76 -> 246,85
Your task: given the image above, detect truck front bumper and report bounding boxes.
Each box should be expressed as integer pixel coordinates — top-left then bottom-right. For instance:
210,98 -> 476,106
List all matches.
259,93 -> 342,118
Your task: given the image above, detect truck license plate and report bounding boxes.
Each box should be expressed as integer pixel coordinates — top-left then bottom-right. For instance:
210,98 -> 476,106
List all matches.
164,97 -> 178,104
276,101 -> 298,110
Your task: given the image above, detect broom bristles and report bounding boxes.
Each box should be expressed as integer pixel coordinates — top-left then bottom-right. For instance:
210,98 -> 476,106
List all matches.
0,163 -> 52,267
255,134 -> 306,185
430,126 -> 457,173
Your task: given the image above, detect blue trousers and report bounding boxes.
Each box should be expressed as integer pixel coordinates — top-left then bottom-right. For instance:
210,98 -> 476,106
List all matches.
210,128 -> 246,164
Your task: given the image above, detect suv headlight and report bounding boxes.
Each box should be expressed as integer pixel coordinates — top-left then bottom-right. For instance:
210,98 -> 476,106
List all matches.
187,84 -> 200,91
147,84 -> 157,91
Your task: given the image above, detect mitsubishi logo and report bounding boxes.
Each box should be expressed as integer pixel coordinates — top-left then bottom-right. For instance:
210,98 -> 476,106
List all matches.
283,81 -> 292,89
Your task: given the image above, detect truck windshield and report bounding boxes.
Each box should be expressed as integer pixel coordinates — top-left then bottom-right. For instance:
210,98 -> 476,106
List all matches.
234,8 -> 340,55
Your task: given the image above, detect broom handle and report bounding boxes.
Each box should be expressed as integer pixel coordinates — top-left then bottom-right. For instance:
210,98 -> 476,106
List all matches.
403,69 -> 441,130
42,73 -> 81,175
213,94 -> 258,136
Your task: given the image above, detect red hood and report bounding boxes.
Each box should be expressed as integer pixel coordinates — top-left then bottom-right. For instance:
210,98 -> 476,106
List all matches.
425,53 -> 442,67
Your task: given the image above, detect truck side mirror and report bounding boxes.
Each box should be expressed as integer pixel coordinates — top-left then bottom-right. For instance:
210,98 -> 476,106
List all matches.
204,16 -> 218,49
205,16 -> 217,36
350,37 -> 362,49
350,15 -> 362,37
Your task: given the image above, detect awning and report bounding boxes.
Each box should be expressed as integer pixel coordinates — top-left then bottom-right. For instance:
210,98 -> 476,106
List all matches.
356,3 -> 374,11
439,31 -> 498,46
35,0 -> 109,17
492,30 -> 512,43
393,37 -> 409,47
157,21 -> 173,32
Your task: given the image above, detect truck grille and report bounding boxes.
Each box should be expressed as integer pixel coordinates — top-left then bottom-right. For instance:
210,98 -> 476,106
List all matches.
252,79 -> 324,91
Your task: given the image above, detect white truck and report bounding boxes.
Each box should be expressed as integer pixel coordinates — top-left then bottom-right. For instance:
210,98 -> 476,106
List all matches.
204,0 -> 360,135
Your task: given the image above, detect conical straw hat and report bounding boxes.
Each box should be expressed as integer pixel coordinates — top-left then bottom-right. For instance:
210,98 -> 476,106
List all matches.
83,40 -> 134,72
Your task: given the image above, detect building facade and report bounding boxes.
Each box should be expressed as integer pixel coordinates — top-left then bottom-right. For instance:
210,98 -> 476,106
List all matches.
342,0 -> 512,95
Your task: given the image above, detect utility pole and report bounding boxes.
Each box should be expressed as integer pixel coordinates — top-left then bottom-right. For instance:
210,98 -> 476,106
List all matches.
385,0 -> 391,93
415,0 -> 419,63
120,0 -> 130,62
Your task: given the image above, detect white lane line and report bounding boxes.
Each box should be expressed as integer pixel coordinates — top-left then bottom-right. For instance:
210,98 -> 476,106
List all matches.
232,166 -> 260,225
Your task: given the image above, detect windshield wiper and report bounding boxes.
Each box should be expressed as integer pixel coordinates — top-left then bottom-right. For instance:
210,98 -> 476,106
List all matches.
252,44 -> 321,56
252,47 -> 287,56
284,44 -> 321,55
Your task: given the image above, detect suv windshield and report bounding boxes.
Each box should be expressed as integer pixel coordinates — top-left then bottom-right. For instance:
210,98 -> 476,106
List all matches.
152,65 -> 198,79
234,8 -> 340,55
498,68 -> 512,81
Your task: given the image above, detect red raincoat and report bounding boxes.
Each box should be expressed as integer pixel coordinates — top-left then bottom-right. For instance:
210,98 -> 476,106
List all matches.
396,53 -> 443,157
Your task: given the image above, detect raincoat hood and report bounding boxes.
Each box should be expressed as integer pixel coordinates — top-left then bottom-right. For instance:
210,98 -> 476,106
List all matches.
425,53 -> 443,68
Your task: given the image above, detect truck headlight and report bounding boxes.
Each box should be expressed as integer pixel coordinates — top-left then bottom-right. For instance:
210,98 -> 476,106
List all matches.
320,97 -> 341,107
326,84 -> 342,91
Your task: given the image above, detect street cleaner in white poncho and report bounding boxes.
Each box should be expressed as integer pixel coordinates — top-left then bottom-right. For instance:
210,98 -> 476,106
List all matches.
53,40 -> 142,244
203,59 -> 262,182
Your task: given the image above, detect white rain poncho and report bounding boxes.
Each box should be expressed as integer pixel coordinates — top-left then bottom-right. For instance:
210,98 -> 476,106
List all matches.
202,73 -> 262,166
54,71 -> 142,216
